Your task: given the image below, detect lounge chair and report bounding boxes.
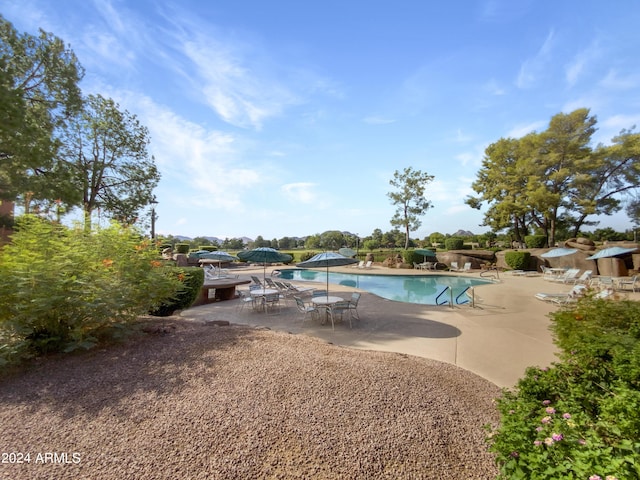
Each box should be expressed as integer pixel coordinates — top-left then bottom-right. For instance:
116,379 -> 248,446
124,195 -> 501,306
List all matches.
568,270 -> 592,285
360,261 -> 372,269
450,262 -> 460,271
550,268 -> 580,283
617,275 -> 639,292
353,261 -> 365,269
250,276 -> 263,286
461,262 -> 472,272
535,284 -> 587,305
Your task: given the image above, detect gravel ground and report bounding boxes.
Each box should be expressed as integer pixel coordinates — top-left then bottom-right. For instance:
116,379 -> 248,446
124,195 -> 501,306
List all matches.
0,318 -> 501,479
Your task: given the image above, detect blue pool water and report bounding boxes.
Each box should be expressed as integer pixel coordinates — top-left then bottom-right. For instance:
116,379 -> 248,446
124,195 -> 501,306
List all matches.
276,269 -> 493,305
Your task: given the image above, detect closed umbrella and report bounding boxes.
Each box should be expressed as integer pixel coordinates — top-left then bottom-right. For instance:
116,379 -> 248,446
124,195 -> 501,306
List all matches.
297,252 -> 359,294
237,247 -> 293,284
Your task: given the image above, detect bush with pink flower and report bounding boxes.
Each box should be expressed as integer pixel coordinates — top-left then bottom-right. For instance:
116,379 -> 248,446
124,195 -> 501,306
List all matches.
486,297 -> 640,478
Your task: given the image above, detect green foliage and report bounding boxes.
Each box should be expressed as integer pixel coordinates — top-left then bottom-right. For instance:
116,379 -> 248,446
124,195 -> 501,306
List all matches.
488,297 -> 640,479
0,216 -> 181,363
198,245 -> 218,252
504,251 -> 531,270
175,243 -> 190,254
525,235 -> 547,248
444,237 -> 464,250
388,167 -> 435,250
149,267 -> 204,316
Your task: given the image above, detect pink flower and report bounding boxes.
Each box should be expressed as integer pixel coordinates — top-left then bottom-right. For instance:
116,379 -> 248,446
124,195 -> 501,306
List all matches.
545,407 -> 556,414
544,437 -> 554,446
552,433 -> 563,441
541,416 -> 552,424
510,451 -> 519,458
542,400 -> 551,405
534,440 -> 542,446
589,476 -> 602,480
536,426 -> 543,432
562,412 -> 571,419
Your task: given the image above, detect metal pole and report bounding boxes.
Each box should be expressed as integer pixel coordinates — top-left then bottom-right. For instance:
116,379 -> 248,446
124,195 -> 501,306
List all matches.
150,200 -> 158,239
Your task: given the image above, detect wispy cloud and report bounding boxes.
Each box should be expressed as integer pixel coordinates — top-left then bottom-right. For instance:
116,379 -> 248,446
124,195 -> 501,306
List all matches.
114,91 -> 263,211
506,120 -> 547,138
600,69 -> 640,90
565,40 -> 601,87
516,30 -> 555,89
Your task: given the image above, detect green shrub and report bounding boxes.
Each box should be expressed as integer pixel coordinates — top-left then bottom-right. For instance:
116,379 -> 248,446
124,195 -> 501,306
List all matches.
406,250 -> 436,265
445,238 -> 464,250
0,216 -> 182,363
175,243 -> 190,254
198,246 -> 218,252
525,235 -> 547,248
150,267 -> 204,316
504,251 -> 531,270
487,297 -> 640,479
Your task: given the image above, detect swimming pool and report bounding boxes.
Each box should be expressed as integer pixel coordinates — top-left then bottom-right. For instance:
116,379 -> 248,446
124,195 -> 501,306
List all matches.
276,268 -> 494,305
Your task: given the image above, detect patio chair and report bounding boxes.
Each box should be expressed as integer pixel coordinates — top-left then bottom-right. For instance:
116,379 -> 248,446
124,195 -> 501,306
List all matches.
262,292 -> 281,315
282,281 -> 315,295
348,292 -> 361,321
363,261 -> 373,269
450,262 -> 460,271
353,261 -> 365,269
461,262 -> 472,272
236,289 -> 256,312
265,277 -> 278,289
327,300 -> 352,330
251,276 -> 263,286
294,296 -> 318,325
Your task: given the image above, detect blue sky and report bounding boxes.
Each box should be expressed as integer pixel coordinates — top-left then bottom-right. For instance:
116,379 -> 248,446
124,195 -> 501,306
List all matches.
4,0 -> 640,240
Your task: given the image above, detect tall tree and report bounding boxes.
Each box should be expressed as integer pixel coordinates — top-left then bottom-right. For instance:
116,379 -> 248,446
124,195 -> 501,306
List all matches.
466,136 -> 534,245
0,16 -> 83,208
387,167 -> 434,250
527,108 -> 597,245
59,94 -> 159,229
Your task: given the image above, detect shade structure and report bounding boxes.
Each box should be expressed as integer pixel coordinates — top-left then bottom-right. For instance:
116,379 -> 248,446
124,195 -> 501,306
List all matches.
414,248 -> 437,262
586,246 -> 637,260
296,252 -> 359,294
338,247 -> 357,258
540,248 -> 578,258
237,247 -> 293,284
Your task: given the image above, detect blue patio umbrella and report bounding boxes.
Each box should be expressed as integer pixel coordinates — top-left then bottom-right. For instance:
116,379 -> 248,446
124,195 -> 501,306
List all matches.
196,251 -> 237,273
540,248 -> 578,258
586,246 -> 637,260
237,247 -> 293,284
297,252 -> 359,294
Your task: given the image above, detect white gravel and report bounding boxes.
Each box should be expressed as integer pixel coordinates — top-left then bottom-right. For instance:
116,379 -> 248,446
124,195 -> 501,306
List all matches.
0,318 -> 501,479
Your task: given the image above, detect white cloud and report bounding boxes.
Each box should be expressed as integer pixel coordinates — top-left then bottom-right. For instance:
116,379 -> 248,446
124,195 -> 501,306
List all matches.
516,30 -> 555,89
280,182 -> 320,204
565,40 -> 601,88
506,120 -> 547,138
600,69 -> 640,90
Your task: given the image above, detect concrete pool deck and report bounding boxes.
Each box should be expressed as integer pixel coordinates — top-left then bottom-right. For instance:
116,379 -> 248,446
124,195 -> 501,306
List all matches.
180,265 -> 640,388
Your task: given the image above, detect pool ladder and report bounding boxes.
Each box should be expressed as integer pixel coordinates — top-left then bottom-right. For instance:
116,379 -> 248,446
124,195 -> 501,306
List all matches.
435,286 -> 475,308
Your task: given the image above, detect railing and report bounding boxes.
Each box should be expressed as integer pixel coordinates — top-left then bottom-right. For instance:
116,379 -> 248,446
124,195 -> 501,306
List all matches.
456,286 -> 471,305
435,286 -> 452,307
435,286 -> 474,307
